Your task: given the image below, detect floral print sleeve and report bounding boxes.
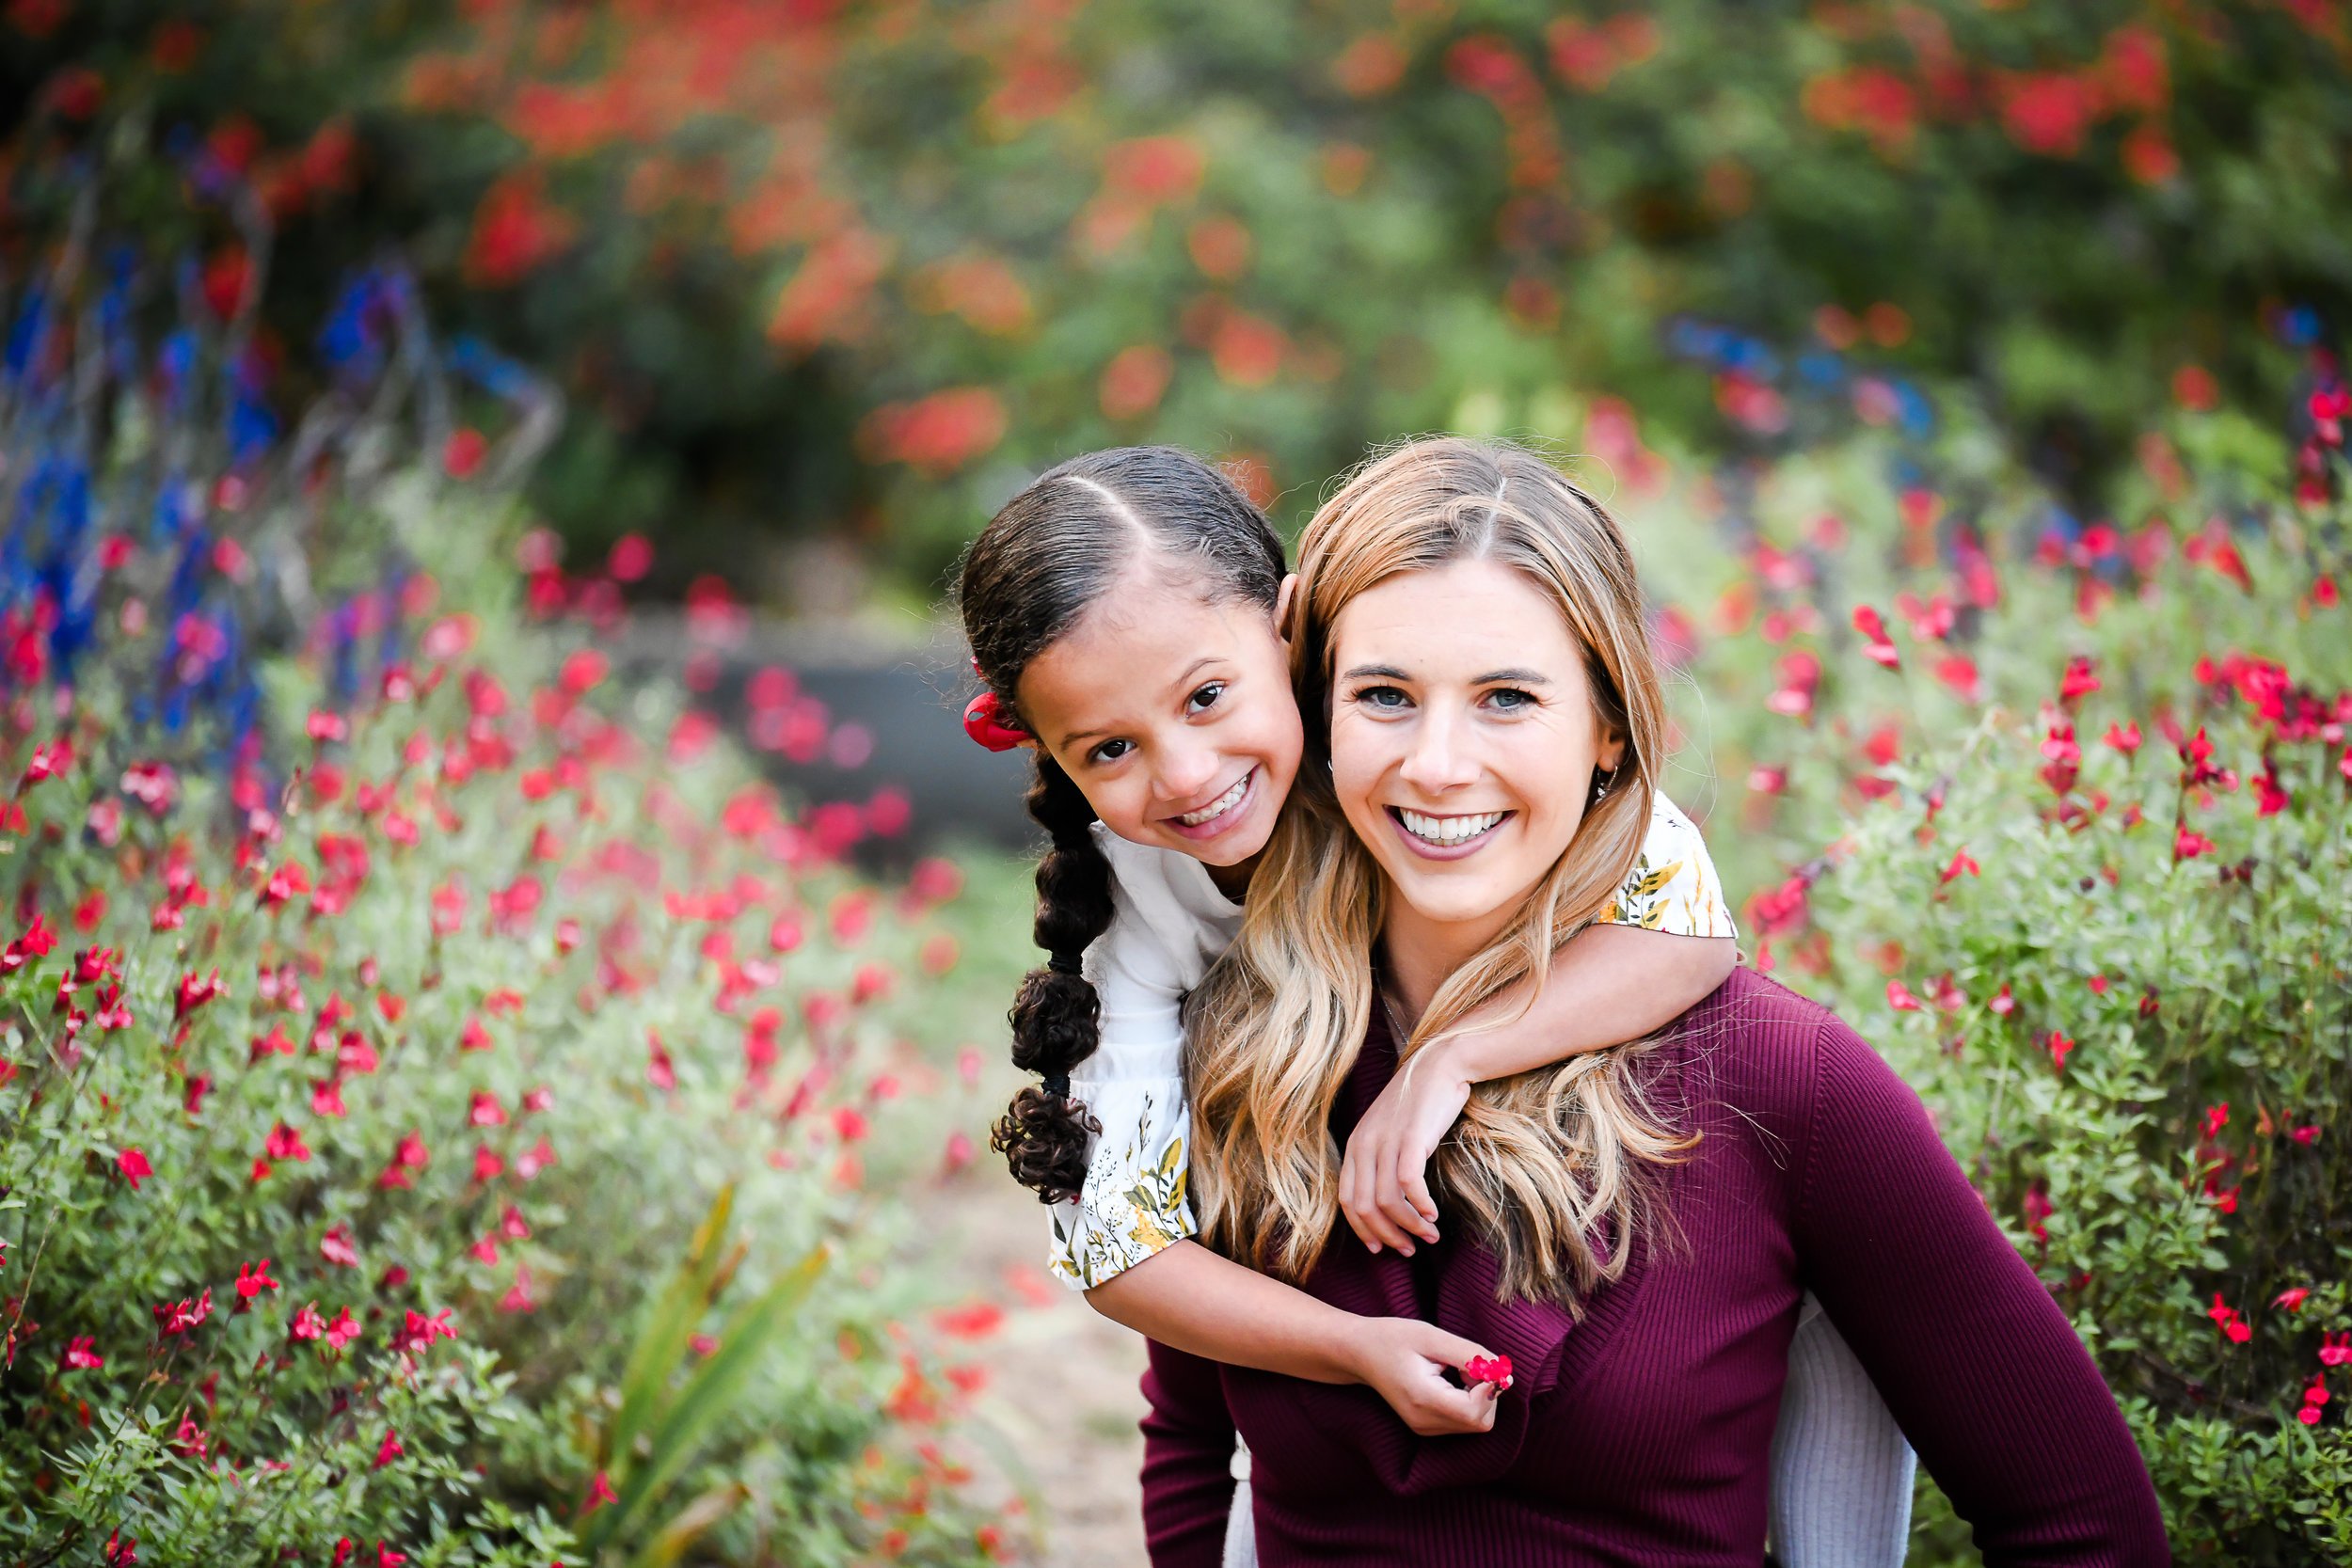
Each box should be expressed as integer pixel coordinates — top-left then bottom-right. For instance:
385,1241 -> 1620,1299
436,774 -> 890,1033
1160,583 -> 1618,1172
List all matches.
1046,1076 -> 1199,1290
1598,792 -> 1740,939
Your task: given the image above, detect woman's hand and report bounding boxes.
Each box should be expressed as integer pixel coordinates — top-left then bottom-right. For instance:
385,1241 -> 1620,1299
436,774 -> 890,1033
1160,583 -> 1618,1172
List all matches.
1347,1317 -> 1502,1435
1339,1042 -> 1470,1254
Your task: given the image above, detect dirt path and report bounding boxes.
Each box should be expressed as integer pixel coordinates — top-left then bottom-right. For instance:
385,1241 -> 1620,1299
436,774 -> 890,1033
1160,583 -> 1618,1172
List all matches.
931,1160 -> 1152,1567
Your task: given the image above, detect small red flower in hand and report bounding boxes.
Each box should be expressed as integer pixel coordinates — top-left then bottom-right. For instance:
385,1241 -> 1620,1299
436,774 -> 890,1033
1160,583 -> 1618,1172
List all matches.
1464,1353 -> 1514,1392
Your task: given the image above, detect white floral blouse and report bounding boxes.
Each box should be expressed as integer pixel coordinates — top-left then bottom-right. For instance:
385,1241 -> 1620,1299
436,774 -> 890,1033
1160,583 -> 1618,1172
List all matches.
1047,791 -> 1738,1290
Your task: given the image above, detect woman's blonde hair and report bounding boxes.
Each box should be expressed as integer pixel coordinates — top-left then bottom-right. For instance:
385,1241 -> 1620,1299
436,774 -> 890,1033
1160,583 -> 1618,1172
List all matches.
1186,436 -> 1697,1307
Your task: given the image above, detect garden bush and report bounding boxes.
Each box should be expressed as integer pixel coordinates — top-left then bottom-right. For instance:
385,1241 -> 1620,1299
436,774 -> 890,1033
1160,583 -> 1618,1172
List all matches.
0,227 -> 1023,1563
4,0 -> 2344,589
1606,362 -> 2351,1558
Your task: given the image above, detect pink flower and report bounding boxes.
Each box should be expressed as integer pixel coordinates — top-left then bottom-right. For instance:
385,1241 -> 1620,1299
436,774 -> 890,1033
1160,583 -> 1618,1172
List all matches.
326,1307 -> 361,1352
291,1303 -> 326,1342
1851,605 -> 1899,669
1885,979 -> 1923,1013
2321,1332 -> 2351,1368
117,1148 -> 153,1191
320,1226 -> 359,1268
468,1091 -> 506,1127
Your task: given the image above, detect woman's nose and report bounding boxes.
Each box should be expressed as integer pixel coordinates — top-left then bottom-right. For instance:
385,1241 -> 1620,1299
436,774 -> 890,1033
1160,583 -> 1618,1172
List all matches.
1398,711 -> 1477,794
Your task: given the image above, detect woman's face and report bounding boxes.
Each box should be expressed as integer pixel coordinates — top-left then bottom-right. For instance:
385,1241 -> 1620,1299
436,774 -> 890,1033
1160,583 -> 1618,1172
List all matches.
1327,557 -> 1622,951
1017,557 -> 1303,879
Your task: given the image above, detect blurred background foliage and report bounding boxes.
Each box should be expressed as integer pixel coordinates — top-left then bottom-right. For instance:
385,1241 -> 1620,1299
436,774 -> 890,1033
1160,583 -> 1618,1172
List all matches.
5,0 -> 2346,605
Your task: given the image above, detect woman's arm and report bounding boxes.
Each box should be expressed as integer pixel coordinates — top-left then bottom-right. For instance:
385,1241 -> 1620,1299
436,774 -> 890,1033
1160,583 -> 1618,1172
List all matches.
1089,1239 -> 1499,1436
1795,1013 -> 2168,1563
1341,924 -> 1737,1251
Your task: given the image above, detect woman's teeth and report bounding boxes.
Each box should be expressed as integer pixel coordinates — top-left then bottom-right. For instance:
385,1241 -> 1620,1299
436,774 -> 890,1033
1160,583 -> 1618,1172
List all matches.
1178,772 -> 1250,827
1397,809 -> 1506,846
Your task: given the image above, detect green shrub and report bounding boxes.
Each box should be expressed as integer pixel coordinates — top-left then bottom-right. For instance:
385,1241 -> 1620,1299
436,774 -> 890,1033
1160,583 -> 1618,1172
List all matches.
0,476 -> 1012,1566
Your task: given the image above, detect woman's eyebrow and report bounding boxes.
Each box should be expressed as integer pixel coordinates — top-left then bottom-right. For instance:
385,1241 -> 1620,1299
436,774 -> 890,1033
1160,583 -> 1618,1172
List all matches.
1340,663 -> 1411,681
1475,668 -> 1551,685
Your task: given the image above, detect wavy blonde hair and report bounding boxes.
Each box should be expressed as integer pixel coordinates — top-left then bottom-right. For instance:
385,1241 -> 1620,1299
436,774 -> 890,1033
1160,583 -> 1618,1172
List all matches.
1186,436 -> 1697,1307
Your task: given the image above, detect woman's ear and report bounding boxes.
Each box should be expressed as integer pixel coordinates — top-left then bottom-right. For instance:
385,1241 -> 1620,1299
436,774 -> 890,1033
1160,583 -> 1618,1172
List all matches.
1274,573 -> 1301,646
1597,726 -> 1627,777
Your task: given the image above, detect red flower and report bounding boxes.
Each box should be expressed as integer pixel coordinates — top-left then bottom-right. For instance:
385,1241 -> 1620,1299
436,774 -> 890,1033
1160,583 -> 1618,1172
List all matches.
1939,848 -> 1979,885
580,1469 -> 619,1515
2103,721 -> 2142,755
326,1307 -> 360,1351
1851,606 -> 1899,669
235,1259 -> 280,1301
173,968 -> 227,1022
2292,1125 -> 2322,1146
265,1122 -> 314,1164
2275,1288 -> 2311,1312
472,1146 -> 505,1183
1885,979 -> 1923,1013
152,1289 -> 214,1338
460,1015 -> 493,1052
468,1090 -> 506,1127
2058,656 -> 2101,704
2321,1332 -> 2351,1368
389,1307 -> 458,1355
648,1030 -> 676,1091
1463,1353 -> 1515,1391
60,1335 -> 104,1370
2046,1031 -> 2074,1073
373,1429 -> 404,1469
103,1530 -> 135,1565
1,912 -> 56,973
2172,822 -> 2217,863
291,1303 -> 326,1341
117,1148 -> 153,1191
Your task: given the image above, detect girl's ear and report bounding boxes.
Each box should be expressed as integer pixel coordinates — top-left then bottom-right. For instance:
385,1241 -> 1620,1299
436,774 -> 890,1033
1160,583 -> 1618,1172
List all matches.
1274,573 -> 1301,646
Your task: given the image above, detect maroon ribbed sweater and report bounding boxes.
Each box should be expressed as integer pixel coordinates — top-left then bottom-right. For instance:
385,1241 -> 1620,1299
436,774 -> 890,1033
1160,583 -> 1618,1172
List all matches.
1140,968 -> 2168,1566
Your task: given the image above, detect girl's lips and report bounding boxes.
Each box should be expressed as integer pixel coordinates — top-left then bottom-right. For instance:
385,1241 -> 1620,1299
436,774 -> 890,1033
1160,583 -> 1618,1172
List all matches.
1384,805 -> 1513,862
1166,767 -> 1260,842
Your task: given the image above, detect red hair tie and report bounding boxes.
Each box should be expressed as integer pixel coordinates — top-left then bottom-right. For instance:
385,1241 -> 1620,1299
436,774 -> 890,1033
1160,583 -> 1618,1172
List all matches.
962,690 -> 1027,752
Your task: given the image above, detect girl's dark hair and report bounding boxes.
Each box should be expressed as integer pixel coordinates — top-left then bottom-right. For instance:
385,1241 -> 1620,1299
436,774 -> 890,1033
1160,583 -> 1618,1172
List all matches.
959,447 -> 1287,1203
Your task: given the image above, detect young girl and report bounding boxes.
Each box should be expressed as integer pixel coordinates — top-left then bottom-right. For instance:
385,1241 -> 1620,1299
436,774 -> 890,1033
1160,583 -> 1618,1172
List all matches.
957,446 -> 1914,1562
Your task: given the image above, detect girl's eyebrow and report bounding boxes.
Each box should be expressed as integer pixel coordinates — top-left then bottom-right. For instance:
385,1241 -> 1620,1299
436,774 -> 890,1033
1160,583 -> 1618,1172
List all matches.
1057,657 -> 1228,750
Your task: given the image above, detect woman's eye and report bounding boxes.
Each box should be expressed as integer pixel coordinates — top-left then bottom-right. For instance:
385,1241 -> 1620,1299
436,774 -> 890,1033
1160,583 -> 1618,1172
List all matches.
1486,688 -> 1536,712
1356,686 -> 1410,711
1185,681 -> 1227,715
1089,737 -> 1135,765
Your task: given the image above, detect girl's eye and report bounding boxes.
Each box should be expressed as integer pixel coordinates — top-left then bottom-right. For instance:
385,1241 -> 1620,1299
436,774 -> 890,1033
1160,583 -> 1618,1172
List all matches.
1486,688 -> 1537,712
1185,681 -> 1227,715
1354,685 -> 1411,712
1089,737 -> 1136,765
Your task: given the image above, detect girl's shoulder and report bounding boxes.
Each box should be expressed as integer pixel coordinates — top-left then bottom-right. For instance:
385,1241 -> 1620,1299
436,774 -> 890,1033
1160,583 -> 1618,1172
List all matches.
1085,824 -> 1244,975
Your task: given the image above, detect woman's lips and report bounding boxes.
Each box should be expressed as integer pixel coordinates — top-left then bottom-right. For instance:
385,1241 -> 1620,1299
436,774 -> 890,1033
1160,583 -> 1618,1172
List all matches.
1385,805 -> 1513,861
1166,768 -> 1258,842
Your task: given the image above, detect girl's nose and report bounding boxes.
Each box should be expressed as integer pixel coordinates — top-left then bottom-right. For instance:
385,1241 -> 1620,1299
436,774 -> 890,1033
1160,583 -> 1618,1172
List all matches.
1157,743 -> 1221,801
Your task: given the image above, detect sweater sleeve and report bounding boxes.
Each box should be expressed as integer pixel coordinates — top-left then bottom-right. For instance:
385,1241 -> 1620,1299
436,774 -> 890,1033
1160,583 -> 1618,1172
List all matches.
1139,1338 -> 1240,1568
1790,1015 -> 2169,1566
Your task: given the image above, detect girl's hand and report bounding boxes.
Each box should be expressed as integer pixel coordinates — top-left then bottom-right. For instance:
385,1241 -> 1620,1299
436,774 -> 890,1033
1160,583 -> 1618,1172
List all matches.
1339,1042 -> 1470,1254
1349,1318 -> 1502,1435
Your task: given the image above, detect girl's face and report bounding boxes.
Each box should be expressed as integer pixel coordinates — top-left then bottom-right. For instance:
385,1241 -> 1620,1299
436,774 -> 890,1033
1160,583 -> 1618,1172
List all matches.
1327,557 -> 1622,956
1017,557 -> 1303,882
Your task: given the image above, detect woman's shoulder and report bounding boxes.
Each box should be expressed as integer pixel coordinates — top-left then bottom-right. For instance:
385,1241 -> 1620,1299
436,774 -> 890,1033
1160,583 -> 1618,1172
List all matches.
1670,966 -> 1846,1118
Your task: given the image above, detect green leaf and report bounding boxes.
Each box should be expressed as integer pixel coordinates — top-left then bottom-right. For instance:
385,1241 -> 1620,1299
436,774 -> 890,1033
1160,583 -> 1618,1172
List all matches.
603,1183 -> 738,1477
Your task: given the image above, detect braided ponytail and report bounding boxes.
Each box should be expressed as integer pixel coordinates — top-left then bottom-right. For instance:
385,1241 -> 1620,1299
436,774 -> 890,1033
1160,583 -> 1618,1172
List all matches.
990,755 -> 1114,1201
959,445 -> 1288,1204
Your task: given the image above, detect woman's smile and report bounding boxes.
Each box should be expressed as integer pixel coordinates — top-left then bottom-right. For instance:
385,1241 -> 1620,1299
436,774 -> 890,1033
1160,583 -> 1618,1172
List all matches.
1386,805 -> 1515,858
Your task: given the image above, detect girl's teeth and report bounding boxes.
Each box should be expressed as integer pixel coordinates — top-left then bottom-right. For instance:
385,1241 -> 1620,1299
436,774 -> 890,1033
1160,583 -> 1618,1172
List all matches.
1179,773 -> 1249,827
1398,809 -> 1505,846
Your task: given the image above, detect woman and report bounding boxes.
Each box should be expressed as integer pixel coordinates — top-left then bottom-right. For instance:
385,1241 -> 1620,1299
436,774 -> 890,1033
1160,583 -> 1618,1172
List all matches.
1145,437 -> 2168,1565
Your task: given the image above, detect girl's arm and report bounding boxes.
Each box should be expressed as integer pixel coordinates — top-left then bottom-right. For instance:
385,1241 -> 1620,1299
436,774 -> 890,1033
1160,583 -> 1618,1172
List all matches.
1340,793 -> 1740,1252
1057,840 -> 1494,1435
1088,1239 -> 1500,1436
